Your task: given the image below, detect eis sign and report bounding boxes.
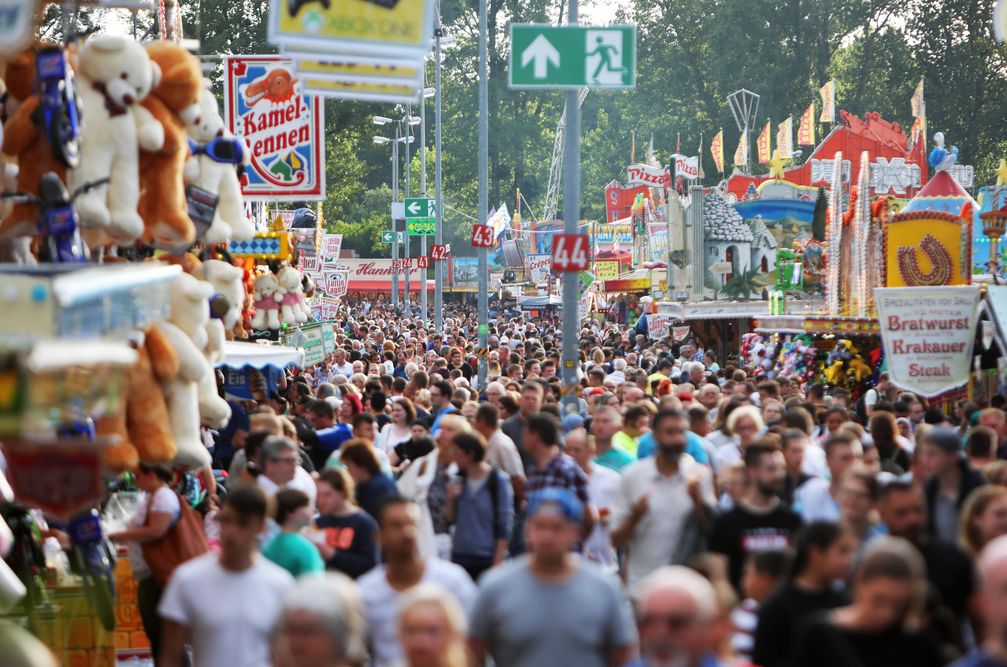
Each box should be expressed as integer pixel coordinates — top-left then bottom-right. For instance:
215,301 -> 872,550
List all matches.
224,56 -> 325,201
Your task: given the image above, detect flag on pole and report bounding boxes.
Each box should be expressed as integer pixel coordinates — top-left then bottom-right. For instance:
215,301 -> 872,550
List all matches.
711,129 -> 724,173
733,131 -> 748,167
911,78 -> 925,118
646,134 -> 659,168
776,117 -> 793,159
757,120 -> 772,164
797,103 -> 815,146
819,80 -> 835,123
698,134 -> 705,179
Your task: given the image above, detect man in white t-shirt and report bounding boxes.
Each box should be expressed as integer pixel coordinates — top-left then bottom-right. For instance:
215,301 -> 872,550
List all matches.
359,497 -> 476,667
565,427 -> 621,572
474,403 -> 526,503
159,485 -> 294,667
795,434 -> 862,523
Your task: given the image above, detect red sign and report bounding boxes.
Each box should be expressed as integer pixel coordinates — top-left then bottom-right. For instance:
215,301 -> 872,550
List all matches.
417,255 -> 430,269
431,244 -> 449,261
6,442 -> 104,520
394,258 -> 412,270
224,56 -> 325,201
471,224 -> 496,248
551,234 -> 590,272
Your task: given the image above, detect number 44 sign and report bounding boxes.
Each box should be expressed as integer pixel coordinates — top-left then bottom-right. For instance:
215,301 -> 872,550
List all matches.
471,224 -> 496,248
551,234 -> 590,272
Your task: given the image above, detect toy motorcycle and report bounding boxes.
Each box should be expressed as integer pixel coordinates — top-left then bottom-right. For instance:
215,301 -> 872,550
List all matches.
34,47 -> 82,169
1,172 -> 108,263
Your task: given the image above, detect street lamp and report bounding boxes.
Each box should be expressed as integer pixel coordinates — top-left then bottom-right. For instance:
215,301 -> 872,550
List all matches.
372,116 -> 393,126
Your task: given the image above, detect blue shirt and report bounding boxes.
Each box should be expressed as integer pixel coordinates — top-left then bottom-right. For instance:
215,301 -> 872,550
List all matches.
430,405 -> 459,435
316,424 -> 352,455
636,431 -> 710,464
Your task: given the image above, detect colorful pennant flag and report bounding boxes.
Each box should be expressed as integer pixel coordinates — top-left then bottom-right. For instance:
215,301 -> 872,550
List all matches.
797,103 -> 815,146
776,117 -> 793,159
711,129 -> 724,173
911,78 -> 925,118
819,80 -> 835,123
757,120 -> 772,164
733,131 -> 748,167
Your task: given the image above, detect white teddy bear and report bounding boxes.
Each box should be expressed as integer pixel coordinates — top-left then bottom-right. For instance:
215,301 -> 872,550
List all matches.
193,259 -> 246,334
184,81 -> 254,244
277,265 -> 308,325
159,273 -> 230,469
251,272 -> 282,331
71,35 -> 164,243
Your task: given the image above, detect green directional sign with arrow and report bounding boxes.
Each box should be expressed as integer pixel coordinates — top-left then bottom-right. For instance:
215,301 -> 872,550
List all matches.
404,197 -> 437,219
509,24 -> 636,89
381,231 -> 406,244
407,218 -> 436,236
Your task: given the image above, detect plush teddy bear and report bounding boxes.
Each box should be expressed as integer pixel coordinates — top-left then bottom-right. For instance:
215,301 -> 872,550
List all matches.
0,45 -> 66,238
71,35 -> 164,244
251,272 -> 282,330
184,81 -> 254,244
159,273 -> 218,469
138,41 -> 203,247
193,258 -> 246,334
100,326 -> 180,471
277,264 -> 308,325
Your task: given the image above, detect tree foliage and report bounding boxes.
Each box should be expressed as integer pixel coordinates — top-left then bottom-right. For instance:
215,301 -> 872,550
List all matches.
37,0 -> 1007,258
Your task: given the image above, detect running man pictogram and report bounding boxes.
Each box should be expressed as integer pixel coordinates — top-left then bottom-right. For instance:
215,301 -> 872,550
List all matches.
586,35 -> 628,84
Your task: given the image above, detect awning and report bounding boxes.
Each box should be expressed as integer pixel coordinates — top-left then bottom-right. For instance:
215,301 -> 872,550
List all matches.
217,341 -> 304,370
348,280 -> 436,292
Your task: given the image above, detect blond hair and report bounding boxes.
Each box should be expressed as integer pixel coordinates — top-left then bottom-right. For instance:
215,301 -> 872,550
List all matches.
397,584 -> 467,667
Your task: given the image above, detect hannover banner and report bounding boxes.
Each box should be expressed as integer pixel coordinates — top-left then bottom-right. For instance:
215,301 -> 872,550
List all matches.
875,286 -> 981,397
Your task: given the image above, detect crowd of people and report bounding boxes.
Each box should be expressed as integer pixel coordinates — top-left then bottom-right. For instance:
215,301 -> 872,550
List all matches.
104,302 -> 1007,667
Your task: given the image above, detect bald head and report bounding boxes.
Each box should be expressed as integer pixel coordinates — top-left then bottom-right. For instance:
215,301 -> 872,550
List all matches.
634,566 -> 718,664
978,536 -> 1007,636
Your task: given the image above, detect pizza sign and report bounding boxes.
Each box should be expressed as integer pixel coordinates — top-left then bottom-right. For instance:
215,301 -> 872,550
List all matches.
224,56 -> 325,201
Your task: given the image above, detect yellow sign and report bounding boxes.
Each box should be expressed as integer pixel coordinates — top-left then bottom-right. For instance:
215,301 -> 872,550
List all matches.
302,77 -> 420,103
294,56 -> 422,86
268,0 -> 436,57
885,212 -> 968,287
595,261 -> 620,281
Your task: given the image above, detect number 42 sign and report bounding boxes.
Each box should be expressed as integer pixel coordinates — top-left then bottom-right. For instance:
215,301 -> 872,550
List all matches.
551,234 -> 590,271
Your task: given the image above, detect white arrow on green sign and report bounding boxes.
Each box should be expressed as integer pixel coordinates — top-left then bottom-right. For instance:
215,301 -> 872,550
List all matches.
509,24 -> 636,89
381,231 -> 406,244
404,197 -> 437,219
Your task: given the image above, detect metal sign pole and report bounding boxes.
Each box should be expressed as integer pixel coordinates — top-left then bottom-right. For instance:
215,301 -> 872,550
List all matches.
420,76 -> 429,328
392,123 -> 400,310
434,14 -> 444,334
561,0 -> 580,415
477,0 -> 489,389
404,107 -> 412,314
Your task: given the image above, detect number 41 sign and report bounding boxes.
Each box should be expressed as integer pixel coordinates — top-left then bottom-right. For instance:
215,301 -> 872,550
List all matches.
551,234 -> 590,272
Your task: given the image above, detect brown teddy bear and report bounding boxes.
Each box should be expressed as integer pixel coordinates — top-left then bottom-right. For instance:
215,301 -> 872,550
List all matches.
139,41 -> 203,247
0,45 -> 66,238
100,326 -> 180,471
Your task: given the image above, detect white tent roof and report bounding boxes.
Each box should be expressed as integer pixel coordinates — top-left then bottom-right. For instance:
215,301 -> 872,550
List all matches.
217,341 -> 304,370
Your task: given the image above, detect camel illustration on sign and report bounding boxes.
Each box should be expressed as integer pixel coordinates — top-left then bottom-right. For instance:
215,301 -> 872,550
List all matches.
244,69 -> 299,106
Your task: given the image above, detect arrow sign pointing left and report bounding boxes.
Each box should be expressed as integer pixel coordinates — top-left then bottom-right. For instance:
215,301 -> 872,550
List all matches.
407,201 -> 422,216
521,34 -> 560,79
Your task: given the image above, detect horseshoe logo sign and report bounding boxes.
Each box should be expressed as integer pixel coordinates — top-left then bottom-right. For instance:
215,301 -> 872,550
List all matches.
897,234 -> 952,285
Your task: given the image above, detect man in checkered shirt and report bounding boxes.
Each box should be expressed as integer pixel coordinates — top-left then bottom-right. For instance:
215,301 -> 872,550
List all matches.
523,412 -> 597,542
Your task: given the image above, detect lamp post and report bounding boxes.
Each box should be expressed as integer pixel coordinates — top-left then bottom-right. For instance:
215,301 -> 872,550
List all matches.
419,86 -> 436,328
403,109 -> 421,315
373,116 -> 414,309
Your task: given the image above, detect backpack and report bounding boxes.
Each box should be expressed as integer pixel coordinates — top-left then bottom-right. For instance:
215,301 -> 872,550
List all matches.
142,492 -> 210,586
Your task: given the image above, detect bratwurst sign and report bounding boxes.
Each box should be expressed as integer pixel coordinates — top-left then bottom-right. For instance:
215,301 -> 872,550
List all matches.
224,56 -> 325,201
875,286 -> 981,397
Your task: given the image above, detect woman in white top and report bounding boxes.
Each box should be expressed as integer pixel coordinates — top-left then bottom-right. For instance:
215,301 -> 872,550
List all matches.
108,463 -> 181,661
382,397 -> 418,464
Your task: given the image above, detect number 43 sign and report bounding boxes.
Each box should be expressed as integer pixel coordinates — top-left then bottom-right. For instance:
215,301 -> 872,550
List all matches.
551,234 -> 590,272
471,224 -> 496,248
